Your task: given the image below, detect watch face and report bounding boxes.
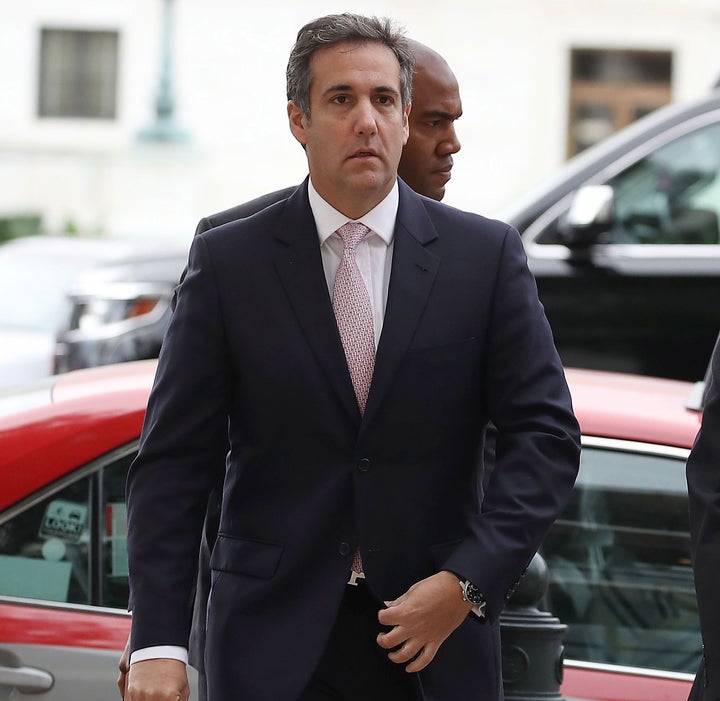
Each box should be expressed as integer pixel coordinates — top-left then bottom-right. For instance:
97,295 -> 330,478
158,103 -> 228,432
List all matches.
465,582 -> 484,605
461,579 -> 485,606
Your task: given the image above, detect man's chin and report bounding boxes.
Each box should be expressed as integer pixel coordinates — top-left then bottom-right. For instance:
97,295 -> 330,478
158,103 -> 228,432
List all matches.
348,171 -> 395,195
419,182 -> 445,202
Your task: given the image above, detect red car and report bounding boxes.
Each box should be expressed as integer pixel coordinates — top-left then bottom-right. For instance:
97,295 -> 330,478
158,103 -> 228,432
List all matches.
0,361 -> 701,700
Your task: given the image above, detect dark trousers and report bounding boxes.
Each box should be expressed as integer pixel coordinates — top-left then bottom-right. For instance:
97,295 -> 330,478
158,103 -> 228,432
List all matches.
298,581 -> 420,701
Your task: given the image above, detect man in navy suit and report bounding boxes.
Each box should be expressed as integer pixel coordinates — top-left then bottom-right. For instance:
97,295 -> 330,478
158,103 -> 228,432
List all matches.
688,333 -> 720,701
124,13 -> 580,701
117,37 -> 463,701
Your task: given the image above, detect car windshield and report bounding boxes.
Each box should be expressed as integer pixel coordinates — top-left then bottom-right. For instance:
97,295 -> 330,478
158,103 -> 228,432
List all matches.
0,243 -> 111,333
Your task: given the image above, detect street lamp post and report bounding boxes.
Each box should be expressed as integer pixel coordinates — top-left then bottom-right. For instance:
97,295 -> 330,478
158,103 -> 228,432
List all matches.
138,0 -> 188,142
501,553 -> 568,701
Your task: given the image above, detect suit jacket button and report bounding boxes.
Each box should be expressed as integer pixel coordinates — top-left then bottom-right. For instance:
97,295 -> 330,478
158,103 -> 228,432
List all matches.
358,458 -> 371,473
339,542 -> 351,557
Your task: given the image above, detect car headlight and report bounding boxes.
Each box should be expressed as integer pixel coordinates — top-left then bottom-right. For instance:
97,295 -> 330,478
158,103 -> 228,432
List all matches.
75,297 -> 162,331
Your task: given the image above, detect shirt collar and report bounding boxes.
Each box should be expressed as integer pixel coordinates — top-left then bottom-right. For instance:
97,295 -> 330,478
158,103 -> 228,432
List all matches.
308,178 -> 398,247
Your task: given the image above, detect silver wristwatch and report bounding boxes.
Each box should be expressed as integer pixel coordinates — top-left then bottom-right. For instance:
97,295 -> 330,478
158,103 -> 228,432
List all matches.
458,577 -> 487,618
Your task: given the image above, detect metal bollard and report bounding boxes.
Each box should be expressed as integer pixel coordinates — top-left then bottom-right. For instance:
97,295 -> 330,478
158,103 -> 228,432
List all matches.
500,552 -> 567,701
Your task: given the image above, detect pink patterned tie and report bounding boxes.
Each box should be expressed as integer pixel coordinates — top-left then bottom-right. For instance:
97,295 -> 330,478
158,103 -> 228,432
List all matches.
333,222 -> 375,581
332,222 -> 375,415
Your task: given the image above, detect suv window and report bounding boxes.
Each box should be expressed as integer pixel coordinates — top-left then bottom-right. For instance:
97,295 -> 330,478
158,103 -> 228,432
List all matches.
538,120 -> 720,245
540,443 -> 700,673
0,452 -> 132,608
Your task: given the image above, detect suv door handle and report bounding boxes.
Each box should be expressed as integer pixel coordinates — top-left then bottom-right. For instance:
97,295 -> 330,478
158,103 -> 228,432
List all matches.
0,664 -> 54,693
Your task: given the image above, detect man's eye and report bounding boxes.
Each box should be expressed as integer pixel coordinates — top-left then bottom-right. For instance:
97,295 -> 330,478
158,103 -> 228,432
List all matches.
332,95 -> 349,104
376,95 -> 393,105
426,120 -> 441,128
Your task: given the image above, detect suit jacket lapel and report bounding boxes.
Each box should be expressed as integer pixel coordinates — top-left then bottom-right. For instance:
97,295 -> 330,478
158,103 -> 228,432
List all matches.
363,182 -> 440,427
272,180 -> 360,422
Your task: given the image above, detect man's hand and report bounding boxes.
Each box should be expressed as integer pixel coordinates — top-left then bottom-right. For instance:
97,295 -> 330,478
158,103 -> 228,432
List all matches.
117,637 -> 131,698
124,659 -> 189,701
376,570 -> 472,673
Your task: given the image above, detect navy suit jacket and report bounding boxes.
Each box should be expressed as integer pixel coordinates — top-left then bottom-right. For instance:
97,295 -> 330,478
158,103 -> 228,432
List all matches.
127,178 -> 580,701
194,186 -> 297,235
688,334 -> 720,701
187,185 -> 297,677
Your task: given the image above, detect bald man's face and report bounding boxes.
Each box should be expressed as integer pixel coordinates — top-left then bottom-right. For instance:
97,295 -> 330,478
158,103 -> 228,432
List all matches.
399,59 -> 462,201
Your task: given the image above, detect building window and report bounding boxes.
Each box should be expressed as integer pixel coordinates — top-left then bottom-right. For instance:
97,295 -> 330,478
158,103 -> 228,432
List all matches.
568,49 -> 672,157
38,28 -> 119,119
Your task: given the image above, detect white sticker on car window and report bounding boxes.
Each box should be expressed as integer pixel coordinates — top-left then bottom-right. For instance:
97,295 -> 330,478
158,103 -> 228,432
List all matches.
39,500 -> 88,543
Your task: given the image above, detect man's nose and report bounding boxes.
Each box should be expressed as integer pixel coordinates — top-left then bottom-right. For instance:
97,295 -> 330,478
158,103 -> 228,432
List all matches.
354,100 -> 378,135
438,126 -> 461,155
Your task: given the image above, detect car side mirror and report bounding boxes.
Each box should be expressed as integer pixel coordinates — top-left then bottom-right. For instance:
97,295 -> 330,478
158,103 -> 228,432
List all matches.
560,185 -> 615,249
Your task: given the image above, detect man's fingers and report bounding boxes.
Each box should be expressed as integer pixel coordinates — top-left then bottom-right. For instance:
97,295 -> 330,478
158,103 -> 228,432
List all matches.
125,659 -> 189,701
118,637 -> 130,674
405,643 -> 439,673
377,597 -> 404,625
387,639 -> 423,664
117,671 -> 126,699
376,626 -> 406,650
117,637 -> 130,698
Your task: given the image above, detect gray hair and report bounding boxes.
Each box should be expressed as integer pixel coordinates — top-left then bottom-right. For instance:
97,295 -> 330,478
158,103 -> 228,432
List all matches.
286,13 -> 414,118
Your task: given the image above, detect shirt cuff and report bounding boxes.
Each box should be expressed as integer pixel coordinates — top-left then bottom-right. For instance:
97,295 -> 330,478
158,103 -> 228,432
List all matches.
130,646 -> 188,665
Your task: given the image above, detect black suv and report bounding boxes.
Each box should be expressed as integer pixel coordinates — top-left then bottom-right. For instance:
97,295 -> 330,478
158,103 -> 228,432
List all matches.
501,87 -> 720,381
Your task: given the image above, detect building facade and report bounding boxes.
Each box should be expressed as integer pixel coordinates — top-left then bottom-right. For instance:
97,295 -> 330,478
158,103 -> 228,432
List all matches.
1,0 -> 719,239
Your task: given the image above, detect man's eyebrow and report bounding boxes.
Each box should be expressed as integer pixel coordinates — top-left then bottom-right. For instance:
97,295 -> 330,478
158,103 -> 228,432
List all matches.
416,109 -> 462,121
325,83 -> 352,94
323,84 -> 401,96
373,85 -> 401,96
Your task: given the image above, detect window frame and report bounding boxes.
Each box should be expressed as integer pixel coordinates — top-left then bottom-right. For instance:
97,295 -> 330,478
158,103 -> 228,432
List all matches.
567,48 -> 673,157
524,108 -> 720,257
37,27 -> 120,120
554,434 -> 697,676
0,441 -> 138,610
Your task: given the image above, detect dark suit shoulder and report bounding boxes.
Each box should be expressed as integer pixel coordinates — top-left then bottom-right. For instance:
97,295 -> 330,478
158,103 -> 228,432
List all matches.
395,180 -> 512,243
195,185 -> 298,235
423,195 -> 514,238
198,191 -> 297,255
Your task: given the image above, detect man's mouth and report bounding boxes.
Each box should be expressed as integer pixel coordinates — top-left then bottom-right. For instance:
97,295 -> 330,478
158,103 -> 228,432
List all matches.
349,149 -> 378,159
432,161 -> 454,181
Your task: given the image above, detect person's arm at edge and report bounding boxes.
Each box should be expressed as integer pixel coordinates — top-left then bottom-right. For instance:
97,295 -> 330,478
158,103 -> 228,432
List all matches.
687,336 -> 720,699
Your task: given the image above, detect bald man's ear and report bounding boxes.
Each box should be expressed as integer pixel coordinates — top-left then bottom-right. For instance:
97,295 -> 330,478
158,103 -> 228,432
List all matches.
288,101 -> 308,146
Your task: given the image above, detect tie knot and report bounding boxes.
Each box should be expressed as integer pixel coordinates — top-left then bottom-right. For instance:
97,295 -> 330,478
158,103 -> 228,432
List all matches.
336,222 -> 370,250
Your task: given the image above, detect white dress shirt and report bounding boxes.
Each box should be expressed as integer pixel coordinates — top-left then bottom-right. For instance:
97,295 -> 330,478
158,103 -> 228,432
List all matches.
310,178 -> 398,349
129,179 -> 400,667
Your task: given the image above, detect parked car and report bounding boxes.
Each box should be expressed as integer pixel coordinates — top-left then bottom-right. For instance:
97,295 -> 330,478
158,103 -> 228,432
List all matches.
0,236 -> 156,389
53,243 -> 188,374
0,360 -> 701,700
0,236 -> 188,390
0,361 -> 198,700
543,369 -> 701,700
501,86 -> 720,381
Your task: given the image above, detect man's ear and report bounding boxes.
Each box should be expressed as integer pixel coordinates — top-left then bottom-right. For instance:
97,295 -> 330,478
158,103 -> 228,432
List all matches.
288,101 -> 308,146
402,102 -> 411,146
